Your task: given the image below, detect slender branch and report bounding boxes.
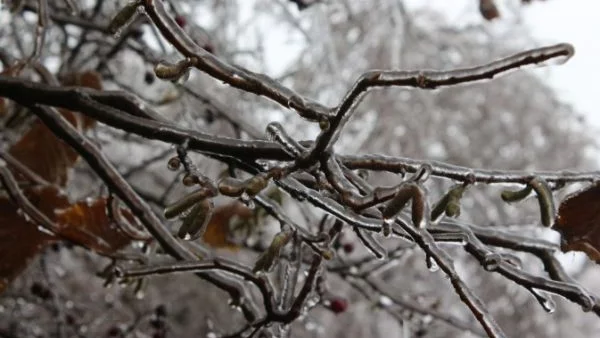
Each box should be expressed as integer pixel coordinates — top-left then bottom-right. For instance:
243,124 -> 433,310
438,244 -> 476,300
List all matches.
299,44 -> 574,166
0,76 -> 291,161
27,105 -> 259,322
340,154 -> 600,184
344,275 -> 487,337
142,0 -> 331,122
0,165 -> 59,234
0,150 -> 51,186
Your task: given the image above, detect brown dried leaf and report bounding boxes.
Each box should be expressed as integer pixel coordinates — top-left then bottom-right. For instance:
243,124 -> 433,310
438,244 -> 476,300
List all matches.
0,98 -> 6,118
0,70 -> 139,293
202,202 -> 254,250
0,195 -> 56,294
7,71 -> 102,185
0,186 -> 67,293
554,183 -> 600,263
54,197 -> 137,255
0,186 -> 137,294
9,112 -> 84,185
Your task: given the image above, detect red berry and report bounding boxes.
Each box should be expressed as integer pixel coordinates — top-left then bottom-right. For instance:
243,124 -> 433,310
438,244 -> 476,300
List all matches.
144,71 -> 155,85
155,304 -> 167,317
65,314 -> 76,325
150,317 -> 165,330
342,243 -> 354,254
107,326 -> 122,337
130,28 -> 144,39
167,156 -> 181,171
182,173 -> 199,186
328,298 -> 348,314
174,16 -> 186,28
31,282 -> 52,300
479,0 -> 500,21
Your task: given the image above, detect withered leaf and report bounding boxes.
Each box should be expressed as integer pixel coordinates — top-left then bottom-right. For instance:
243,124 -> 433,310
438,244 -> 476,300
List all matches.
202,202 -> 254,250
8,71 -> 101,186
9,112 -> 86,185
0,186 -> 71,294
0,187 -> 139,293
0,194 -> 56,294
0,70 -> 140,293
554,183 -> 600,263
54,197 -> 138,255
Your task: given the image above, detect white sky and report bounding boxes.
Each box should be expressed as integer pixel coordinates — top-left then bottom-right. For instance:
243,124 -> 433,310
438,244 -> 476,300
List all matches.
523,0 -> 600,127
403,0 -> 600,127
257,0 -> 600,128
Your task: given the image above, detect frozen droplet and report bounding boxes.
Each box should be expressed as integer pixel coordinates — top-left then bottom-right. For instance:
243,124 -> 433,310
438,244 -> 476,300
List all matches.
132,241 -> 145,249
104,294 -> 114,304
287,95 -> 303,109
266,122 -> 280,141
381,222 -> 392,237
505,255 -> 523,270
32,326 -> 42,336
277,324 -> 291,337
319,118 -> 330,131
229,304 -> 242,313
167,157 -> 181,171
176,69 -> 191,84
379,296 -> 393,307
78,325 -> 88,334
37,226 -> 55,236
483,253 -> 502,271
240,193 -> 255,209
310,295 -> 321,307
542,298 -> 556,313
305,321 -> 318,332
426,256 -> 439,272
206,333 -> 217,338
539,48 -> 573,66
183,233 -> 192,241
531,289 -> 556,314
422,314 -> 433,324
54,266 -> 66,277
85,197 -> 95,206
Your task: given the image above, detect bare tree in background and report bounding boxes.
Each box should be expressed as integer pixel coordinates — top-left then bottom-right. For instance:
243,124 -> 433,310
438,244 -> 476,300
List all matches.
0,1 -> 599,338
